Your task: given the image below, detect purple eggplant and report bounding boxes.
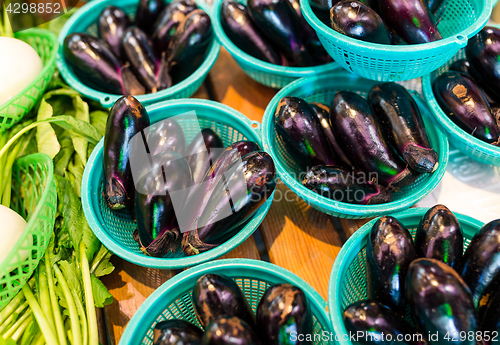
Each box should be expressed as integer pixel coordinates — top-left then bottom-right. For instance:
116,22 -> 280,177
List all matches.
64,33 -> 145,95
247,0 -> 314,67
450,59 -> 473,76
98,6 -> 130,60
478,279 -> 500,342
146,119 -> 186,157
343,300 -> 427,345
152,0 -> 198,55
275,97 -> 337,168
204,316 -> 261,345
153,319 -> 203,345
407,258 -> 477,344
182,151 -> 276,255
329,91 -> 416,188
193,273 -> 255,327
302,165 -> 391,205
414,205 -> 463,270
220,1 -> 282,65
310,0 -> 340,11
330,0 -> 392,44
433,71 -> 500,145
184,128 -> 224,185
135,0 -> 165,35
368,83 -> 439,173
378,0 -> 442,44
366,216 -> 416,314
103,96 -> 150,210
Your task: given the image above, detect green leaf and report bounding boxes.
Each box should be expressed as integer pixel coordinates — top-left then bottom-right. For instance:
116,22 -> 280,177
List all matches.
71,97 -> 90,164
36,99 -> 61,159
91,245 -> 115,278
90,275 -> 113,308
58,261 -> 84,302
67,154 -> 84,197
51,116 -> 102,145
89,111 -> 108,137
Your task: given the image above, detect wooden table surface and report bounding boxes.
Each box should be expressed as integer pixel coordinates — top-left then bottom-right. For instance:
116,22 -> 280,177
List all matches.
98,48 -> 370,345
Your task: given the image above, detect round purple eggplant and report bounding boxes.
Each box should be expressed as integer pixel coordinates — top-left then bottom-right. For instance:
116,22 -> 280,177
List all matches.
302,165 -> 391,205
146,118 -> 186,157
329,91 -> 416,188
343,300 -> 427,345
366,216 -> 416,314
184,128 -> 224,185
204,316 -> 261,345
256,284 -> 312,345
153,319 -> 203,345
414,205 -> 463,270
433,71 -> 500,145
135,0 -> 165,35
330,0 -> 392,44
220,1 -> 282,65
368,83 -> 439,173
103,96 -> 150,210
450,59 -> 473,76
406,258 -> 477,344
193,273 -> 255,327
98,6 -> 130,60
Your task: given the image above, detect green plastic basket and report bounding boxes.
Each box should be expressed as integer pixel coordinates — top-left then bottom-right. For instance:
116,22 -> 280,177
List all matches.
0,29 -> 58,133
328,207 -> 484,345
261,71 -> 449,219
119,259 -> 334,345
0,153 -> 57,308
211,0 -> 339,89
81,99 -> 274,269
56,0 -> 220,109
300,0 -> 492,81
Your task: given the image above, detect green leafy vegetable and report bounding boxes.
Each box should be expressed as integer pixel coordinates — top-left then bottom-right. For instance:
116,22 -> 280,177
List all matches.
36,99 -> 61,159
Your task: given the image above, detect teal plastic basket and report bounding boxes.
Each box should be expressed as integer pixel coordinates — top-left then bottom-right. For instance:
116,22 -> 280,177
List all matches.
300,0 -> 492,81
261,71 -> 449,219
81,99 -> 274,269
328,207 -> 484,345
211,0 -> 339,89
119,259 -> 334,345
56,0 -> 220,109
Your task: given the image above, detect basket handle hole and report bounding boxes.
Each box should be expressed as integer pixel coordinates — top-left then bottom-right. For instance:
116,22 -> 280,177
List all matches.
251,121 -> 260,129
104,97 -> 111,102
456,35 -> 466,42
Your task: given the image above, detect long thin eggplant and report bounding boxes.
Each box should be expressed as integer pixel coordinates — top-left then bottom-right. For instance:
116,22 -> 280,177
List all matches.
64,33 -> 145,95
256,284 -> 312,345
220,1 -> 281,65
184,128 -> 224,185
153,319 -> 203,345
103,96 -> 150,210
302,165 -> 391,205
368,83 -> 439,173
433,71 -> 500,144
204,317 -> 261,345
193,273 -> 255,327
406,258 -> 476,344
329,91 -> 416,188
330,0 -> 392,44
414,204 -> 463,269
182,151 -> 276,255
135,0 -> 165,35
343,300 -> 427,345
366,216 -> 416,314
247,0 -> 314,67
98,6 -> 130,60
146,118 -> 186,157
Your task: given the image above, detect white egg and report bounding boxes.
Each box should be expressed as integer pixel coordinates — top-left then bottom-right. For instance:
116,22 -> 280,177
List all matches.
0,37 -> 43,107
0,205 -> 32,267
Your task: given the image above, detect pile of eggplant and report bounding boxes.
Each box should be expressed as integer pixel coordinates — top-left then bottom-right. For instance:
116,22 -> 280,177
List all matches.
432,26 -> 500,147
327,0 -> 443,45
343,204 -> 500,345
274,83 -> 439,205
64,0 -> 213,96
219,0 -> 332,67
101,96 -> 276,257
153,273 -> 312,344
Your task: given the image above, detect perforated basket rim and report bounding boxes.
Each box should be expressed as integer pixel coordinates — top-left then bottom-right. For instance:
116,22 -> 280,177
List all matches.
261,70 -> 450,218
81,98 -> 274,269
118,258 -> 334,345
56,0 -> 220,109
327,207 -> 484,345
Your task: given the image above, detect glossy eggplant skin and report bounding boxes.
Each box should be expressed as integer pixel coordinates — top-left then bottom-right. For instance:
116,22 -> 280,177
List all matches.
153,319 -> 203,345
275,97 -> 337,167
193,273 -> 255,327
103,96 -> 150,210
378,0 -> 442,44
330,0 -> 392,44
414,205 -> 463,270
310,0 -> 340,11
329,91 -> 415,188
302,166 -> 391,205
220,1 -> 282,65
184,128 -> 224,185
368,83 -> 439,173
407,258 -> 477,344
135,0 -> 165,35
204,316 -> 261,345
98,6 -> 130,60
247,0 -> 314,67
366,216 -> 416,314
256,284 -> 312,345
478,281 -> 500,342
433,71 -> 500,144
343,300 -> 426,345
147,119 -> 186,157
450,59 -> 473,76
